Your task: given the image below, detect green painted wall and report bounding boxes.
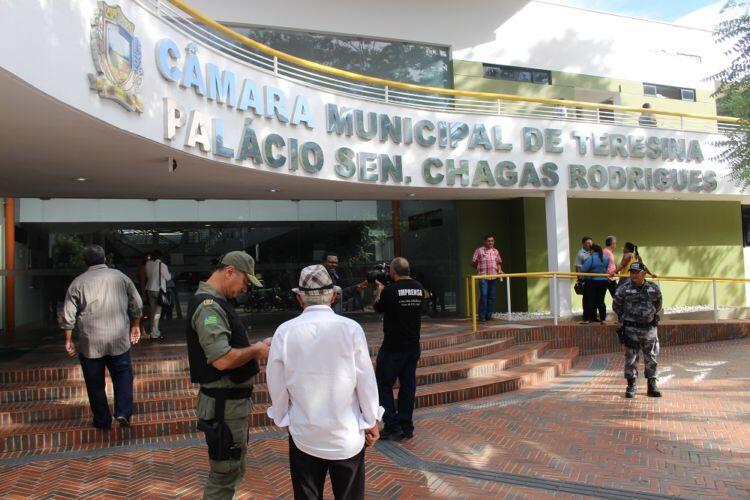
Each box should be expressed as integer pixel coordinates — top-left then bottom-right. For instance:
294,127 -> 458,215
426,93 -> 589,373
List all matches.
522,198 -> 550,311
452,60 -> 718,117
567,199 -> 744,310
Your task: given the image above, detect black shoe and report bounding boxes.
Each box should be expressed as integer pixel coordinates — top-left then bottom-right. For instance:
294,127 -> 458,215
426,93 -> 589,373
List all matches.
116,416 -> 131,428
380,428 -> 404,441
647,378 -> 662,397
625,378 -> 636,398
155,335 -> 165,341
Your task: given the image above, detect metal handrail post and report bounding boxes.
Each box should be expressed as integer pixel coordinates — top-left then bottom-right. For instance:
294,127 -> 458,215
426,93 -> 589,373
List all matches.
552,273 -> 558,326
384,85 -> 389,103
273,56 -> 279,75
465,275 -> 470,319
712,280 -> 718,323
471,277 -> 478,333
506,277 -> 512,321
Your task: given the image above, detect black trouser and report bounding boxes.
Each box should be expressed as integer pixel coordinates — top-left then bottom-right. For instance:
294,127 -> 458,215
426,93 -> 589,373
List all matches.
289,436 -> 365,500
78,349 -> 134,428
375,348 -> 420,435
607,280 -> 618,299
583,280 -> 608,322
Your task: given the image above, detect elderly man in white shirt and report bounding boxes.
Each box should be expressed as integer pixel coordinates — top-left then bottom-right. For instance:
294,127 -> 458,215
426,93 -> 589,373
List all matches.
266,265 -> 383,500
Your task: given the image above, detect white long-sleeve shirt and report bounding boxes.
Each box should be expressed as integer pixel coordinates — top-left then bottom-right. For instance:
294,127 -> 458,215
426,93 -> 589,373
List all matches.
266,305 -> 384,460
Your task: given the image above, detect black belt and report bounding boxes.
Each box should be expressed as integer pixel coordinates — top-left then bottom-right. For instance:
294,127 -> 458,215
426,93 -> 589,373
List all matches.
200,387 -> 252,421
623,320 -> 651,329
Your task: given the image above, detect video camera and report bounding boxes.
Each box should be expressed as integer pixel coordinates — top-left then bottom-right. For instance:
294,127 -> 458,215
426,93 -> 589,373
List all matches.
366,262 -> 392,285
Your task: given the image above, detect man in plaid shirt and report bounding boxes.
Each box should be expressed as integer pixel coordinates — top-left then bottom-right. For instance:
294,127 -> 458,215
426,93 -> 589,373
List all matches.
472,235 -> 503,321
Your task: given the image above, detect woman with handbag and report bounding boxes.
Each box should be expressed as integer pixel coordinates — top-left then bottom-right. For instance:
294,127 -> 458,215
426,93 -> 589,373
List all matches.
581,244 -> 610,324
145,250 -> 171,340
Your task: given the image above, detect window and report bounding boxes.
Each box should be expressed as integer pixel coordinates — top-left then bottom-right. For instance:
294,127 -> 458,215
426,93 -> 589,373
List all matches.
681,88 -> 695,101
643,83 -> 696,101
742,206 -> 750,247
483,64 -> 551,85
208,24 -> 452,88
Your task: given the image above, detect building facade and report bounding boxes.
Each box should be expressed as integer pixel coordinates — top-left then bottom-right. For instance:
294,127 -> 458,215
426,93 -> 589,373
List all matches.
0,0 -> 747,330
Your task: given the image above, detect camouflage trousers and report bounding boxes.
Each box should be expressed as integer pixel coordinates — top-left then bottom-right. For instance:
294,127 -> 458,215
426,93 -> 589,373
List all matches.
624,335 -> 659,379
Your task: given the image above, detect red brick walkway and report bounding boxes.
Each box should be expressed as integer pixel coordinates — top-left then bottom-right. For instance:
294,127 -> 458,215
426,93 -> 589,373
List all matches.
1,338 -> 749,499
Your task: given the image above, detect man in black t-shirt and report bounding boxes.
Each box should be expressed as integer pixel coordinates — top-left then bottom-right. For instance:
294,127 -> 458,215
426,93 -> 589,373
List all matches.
372,257 -> 423,440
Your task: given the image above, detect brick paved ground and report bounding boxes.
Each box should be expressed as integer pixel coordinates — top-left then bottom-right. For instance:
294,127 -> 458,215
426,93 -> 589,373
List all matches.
1,337 -> 748,499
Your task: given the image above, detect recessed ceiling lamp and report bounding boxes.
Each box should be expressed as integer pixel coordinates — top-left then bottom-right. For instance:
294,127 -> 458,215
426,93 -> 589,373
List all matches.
268,188 -> 279,193
408,193 -> 417,197
74,177 -> 87,182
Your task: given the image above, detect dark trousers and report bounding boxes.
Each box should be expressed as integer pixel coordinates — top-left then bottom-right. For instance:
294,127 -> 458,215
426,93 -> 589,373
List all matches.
375,348 -> 420,435
478,279 -> 497,320
607,280 -> 618,299
78,349 -> 134,428
583,280 -> 608,322
289,436 -> 365,500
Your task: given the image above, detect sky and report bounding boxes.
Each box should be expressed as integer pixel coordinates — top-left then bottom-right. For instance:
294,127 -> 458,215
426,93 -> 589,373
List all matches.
550,0 -> 730,24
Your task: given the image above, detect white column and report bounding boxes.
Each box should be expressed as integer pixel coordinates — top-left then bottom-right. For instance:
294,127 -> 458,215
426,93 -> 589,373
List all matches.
744,247 -> 750,306
545,189 -> 572,317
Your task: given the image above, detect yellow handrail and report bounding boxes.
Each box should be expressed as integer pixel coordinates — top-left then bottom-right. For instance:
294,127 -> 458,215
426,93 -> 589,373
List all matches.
165,0 -> 740,125
468,271 -> 750,332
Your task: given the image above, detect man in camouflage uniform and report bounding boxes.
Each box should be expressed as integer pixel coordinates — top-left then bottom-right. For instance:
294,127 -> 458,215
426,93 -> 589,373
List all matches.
612,261 -> 663,399
186,251 -> 271,499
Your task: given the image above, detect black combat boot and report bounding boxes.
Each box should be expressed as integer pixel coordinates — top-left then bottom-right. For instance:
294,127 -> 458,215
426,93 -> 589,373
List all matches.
625,378 -> 636,398
647,378 -> 662,397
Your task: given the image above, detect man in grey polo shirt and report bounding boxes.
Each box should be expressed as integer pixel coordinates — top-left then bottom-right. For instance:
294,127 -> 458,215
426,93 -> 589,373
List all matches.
62,245 -> 143,429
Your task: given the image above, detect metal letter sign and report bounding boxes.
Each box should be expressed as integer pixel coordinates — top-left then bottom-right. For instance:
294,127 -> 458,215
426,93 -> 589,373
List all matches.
88,2 -> 144,112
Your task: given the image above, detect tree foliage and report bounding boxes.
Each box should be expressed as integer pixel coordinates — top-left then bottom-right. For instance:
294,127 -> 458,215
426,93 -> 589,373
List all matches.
712,1 -> 750,188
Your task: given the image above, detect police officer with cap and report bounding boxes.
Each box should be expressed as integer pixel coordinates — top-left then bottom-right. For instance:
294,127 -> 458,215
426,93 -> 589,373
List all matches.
612,261 -> 663,399
186,251 -> 271,499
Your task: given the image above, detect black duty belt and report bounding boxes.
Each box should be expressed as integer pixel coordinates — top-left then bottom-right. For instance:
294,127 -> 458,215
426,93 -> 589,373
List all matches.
623,320 -> 651,329
200,387 -> 253,421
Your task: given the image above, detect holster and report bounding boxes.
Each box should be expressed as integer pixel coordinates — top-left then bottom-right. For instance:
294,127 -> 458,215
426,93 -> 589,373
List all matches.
197,387 -> 251,461
615,325 -> 626,345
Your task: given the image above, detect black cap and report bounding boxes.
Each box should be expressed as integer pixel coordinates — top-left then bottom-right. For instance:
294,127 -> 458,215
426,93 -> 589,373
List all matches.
629,262 -> 645,273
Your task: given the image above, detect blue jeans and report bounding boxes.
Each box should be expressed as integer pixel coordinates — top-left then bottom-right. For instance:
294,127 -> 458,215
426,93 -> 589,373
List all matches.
478,279 -> 498,320
376,348 -> 421,435
78,349 -> 134,428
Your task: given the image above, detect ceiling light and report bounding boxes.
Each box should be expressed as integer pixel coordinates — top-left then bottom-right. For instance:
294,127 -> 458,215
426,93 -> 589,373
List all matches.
204,224 -> 212,227
268,188 -> 279,193
74,177 -> 87,182
408,193 -> 416,197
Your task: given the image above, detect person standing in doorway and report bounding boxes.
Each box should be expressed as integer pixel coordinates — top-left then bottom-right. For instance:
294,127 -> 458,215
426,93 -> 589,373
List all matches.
638,103 -> 657,127
62,245 -> 143,429
145,250 -> 171,340
471,235 -> 503,322
575,236 -> 593,323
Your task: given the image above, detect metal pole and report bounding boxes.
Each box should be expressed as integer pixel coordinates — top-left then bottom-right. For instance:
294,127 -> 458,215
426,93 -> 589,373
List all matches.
471,277 -> 478,333
506,277 -> 512,321
465,275 -> 470,319
712,280 -> 718,323
4,197 -> 15,332
273,56 -> 279,75
552,274 -> 558,326
384,86 -> 389,103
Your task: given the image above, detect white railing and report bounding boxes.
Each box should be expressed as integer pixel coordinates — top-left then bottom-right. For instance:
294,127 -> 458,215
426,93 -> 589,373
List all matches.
138,0 -> 740,135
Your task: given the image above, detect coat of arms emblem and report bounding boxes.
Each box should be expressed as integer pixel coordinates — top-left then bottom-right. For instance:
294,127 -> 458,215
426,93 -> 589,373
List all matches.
88,1 -> 144,112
